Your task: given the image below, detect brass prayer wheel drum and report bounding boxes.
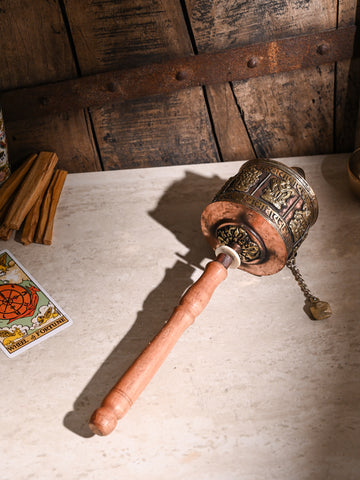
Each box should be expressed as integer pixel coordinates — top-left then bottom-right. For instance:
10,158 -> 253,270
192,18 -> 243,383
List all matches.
201,158 -> 318,276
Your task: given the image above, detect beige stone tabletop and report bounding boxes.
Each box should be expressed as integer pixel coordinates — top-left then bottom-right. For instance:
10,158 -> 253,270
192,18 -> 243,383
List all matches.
0,154 -> 359,479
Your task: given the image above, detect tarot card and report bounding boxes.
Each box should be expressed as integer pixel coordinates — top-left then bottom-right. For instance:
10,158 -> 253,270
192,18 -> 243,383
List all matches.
0,249 -> 72,358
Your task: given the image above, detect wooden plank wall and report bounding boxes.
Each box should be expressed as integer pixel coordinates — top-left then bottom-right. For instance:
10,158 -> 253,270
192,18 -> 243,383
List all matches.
0,0 -> 358,172
0,0 -> 100,172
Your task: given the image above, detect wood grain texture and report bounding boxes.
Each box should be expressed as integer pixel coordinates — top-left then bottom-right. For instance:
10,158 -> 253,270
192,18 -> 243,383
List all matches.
233,0 -> 338,158
93,88 -> 219,169
64,0 -> 193,74
1,0 -> 355,170
233,66 -> 335,158
186,0 -> 337,51
65,0 -> 219,169
338,0 -> 358,27
0,0 -> 101,171
0,154 -> 37,211
335,0 -> 359,151
205,83 -> 255,161
21,190 -> 45,246
186,0 -> 339,158
335,57 -> 360,151
41,170 -> 67,245
0,0 -> 74,90
184,0 -> 258,162
3,27 -> 355,123
6,111 -> 100,173
3,152 -> 58,230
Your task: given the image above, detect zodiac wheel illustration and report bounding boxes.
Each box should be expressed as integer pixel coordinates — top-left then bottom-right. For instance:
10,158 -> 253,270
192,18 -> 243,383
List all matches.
0,284 -> 38,322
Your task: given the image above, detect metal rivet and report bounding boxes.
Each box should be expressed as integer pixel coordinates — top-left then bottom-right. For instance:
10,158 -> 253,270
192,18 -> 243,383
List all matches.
39,96 -> 49,106
107,81 -> 117,92
317,44 -> 330,55
175,71 -> 187,81
247,57 -> 258,68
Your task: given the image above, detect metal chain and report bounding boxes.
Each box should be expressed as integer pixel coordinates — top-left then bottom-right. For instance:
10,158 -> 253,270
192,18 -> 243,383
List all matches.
286,256 -> 319,303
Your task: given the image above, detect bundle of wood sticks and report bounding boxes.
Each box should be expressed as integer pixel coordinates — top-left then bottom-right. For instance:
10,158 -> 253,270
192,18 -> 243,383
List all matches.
0,151 -> 67,245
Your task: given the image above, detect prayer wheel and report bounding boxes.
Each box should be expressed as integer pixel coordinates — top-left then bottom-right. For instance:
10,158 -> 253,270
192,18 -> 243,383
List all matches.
201,158 -> 318,276
89,158 -> 330,436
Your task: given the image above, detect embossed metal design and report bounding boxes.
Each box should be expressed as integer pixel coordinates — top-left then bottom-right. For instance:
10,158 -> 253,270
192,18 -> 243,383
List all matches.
233,166 -> 262,193
260,177 -> 296,209
213,167 -> 261,202
216,225 -> 262,263
288,204 -> 311,243
211,158 -> 318,255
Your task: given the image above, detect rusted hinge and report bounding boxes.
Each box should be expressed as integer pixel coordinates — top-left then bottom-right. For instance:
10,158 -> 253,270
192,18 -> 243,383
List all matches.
0,26 -> 357,122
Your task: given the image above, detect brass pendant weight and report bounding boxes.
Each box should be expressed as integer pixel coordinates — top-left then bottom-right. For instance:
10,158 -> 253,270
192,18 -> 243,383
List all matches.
286,255 -> 332,320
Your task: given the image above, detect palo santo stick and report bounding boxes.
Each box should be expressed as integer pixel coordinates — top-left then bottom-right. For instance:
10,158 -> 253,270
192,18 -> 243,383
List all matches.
34,174 -> 55,244
0,196 -> 13,223
0,225 -> 12,241
21,163 -> 57,245
42,170 -> 67,245
35,169 -> 67,245
0,153 -> 37,211
3,151 -> 58,230
20,187 -> 47,245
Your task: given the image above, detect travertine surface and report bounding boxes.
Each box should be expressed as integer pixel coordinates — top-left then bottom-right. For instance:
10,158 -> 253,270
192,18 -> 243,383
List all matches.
1,154 -> 359,479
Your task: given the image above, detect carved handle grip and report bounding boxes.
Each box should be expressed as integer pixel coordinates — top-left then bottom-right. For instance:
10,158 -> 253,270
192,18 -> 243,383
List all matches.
89,260 -> 228,436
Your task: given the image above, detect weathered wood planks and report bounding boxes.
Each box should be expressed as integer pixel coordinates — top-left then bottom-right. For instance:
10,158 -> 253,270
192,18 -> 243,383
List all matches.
335,0 -> 360,151
91,89 -> 218,169
6,112 -> 100,173
186,0 -> 340,159
0,0 -> 358,171
64,0 -> 220,169
205,84 -> 256,162
2,27 -> 354,123
233,67 -> 334,157
0,0 -> 101,172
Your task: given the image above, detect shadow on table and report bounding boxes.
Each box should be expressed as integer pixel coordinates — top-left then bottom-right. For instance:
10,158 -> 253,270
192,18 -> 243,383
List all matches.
63,170 -> 225,437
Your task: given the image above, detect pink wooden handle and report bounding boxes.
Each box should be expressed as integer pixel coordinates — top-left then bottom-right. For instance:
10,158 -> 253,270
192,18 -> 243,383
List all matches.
89,260 -> 228,435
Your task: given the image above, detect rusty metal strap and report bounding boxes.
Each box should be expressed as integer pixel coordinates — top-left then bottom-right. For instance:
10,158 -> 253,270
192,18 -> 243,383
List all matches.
1,26 -> 357,122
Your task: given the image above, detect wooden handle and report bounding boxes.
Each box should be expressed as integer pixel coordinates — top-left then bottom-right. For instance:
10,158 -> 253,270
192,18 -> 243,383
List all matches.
89,260 -> 228,436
